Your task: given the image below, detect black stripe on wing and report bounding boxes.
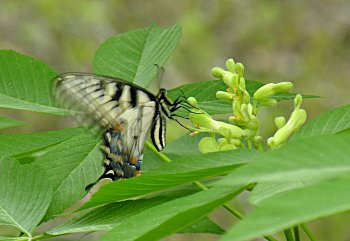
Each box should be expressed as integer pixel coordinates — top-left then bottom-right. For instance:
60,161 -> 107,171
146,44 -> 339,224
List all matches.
150,114 -> 166,151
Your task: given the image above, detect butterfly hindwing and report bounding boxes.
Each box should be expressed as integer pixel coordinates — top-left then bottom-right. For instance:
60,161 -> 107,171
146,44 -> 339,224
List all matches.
100,102 -> 157,179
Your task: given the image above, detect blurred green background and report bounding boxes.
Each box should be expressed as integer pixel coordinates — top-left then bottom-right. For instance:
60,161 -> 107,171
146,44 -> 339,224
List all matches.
0,0 -> 349,240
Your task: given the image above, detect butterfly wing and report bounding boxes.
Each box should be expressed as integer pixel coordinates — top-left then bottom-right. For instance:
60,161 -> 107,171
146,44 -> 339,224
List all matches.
54,73 -> 160,180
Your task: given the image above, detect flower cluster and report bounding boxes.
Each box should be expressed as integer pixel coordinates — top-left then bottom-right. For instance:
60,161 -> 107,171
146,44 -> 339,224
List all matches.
187,58 -> 307,153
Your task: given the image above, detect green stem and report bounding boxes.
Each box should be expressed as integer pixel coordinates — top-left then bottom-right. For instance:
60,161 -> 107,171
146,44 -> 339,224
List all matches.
257,139 -> 264,152
145,141 -> 171,163
247,139 -> 253,149
31,233 -> 53,240
193,180 -> 244,219
252,99 -> 258,115
247,139 -> 253,150
284,229 -> 294,241
12,237 -> 28,241
32,236 -> 43,241
265,236 -> 279,241
192,180 -> 208,190
222,203 -> 244,219
293,226 -> 300,241
301,224 -> 316,241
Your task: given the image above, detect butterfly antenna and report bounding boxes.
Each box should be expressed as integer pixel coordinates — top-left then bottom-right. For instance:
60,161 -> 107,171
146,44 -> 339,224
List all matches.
171,117 -> 194,133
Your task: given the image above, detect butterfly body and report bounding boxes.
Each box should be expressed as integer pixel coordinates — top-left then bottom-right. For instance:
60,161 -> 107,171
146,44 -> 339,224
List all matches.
54,73 -> 177,181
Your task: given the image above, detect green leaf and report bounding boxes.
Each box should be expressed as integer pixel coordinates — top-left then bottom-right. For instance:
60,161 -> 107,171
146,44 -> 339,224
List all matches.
292,104 -> 350,139
0,116 -> 24,130
47,187 -> 198,235
93,24 -> 181,88
100,186 -> 243,241
179,217 -> 224,235
0,50 -> 67,115
217,133 -> 350,198
80,149 -> 255,210
34,134 -> 103,221
0,128 -> 86,158
0,157 -> 53,236
221,177 -> 350,241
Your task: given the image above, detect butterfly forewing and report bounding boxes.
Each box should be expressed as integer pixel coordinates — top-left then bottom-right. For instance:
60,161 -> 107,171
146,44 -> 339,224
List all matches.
55,74 -> 155,127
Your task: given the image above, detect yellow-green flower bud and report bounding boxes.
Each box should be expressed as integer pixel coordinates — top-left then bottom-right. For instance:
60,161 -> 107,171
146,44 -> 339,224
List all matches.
253,135 -> 263,150
268,109 -> 307,149
289,109 -> 307,129
187,97 -> 198,108
236,63 -> 244,77
254,82 -> 293,100
212,67 -> 224,79
294,94 -> 303,110
226,59 -> 236,73
198,137 -> 219,154
254,135 -> 263,143
246,116 -> 259,130
233,100 -> 243,117
242,128 -> 257,138
260,99 -> 278,107
243,90 -> 251,103
254,83 -> 275,100
222,71 -> 235,88
240,104 -> 251,122
216,91 -> 234,101
275,117 -> 286,129
239,77 -> 246,90
247,103 -> 253,114
228,115 -> 240,125
231,74 -> 239,89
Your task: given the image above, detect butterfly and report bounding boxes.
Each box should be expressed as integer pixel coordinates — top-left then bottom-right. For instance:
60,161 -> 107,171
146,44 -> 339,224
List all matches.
54,73 -> 183,182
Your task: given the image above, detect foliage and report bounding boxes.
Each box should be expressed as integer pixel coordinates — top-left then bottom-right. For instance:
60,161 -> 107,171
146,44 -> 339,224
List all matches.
0,24 -> 349,241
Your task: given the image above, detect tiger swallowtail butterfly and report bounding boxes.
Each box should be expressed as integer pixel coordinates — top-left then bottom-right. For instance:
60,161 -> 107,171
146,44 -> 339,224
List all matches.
54,73 -> 181,183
